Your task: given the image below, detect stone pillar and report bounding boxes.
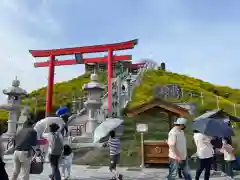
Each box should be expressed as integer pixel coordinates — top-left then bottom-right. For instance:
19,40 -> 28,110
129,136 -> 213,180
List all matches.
126,79 -> 131,101
6,111 -> 18,136
86,109 -> 97,135
116,77 -> 121,116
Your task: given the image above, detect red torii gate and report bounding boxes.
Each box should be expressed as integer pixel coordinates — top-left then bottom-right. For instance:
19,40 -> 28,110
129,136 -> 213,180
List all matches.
34,55 -> 131,67
30,39 -> 138,116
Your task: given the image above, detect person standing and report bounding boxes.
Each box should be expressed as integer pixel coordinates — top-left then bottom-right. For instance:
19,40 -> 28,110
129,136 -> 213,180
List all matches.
194,130 -> 214,180
167,118 -> 192,180
0,127 -> 9,180
103,130 -> 123,180
42,123 -> 64,180
220,139 -> 235,179
59,145 -> 74,180
56,107 -> 69,137
210,137 -> 223,175
6,120 -> 38,180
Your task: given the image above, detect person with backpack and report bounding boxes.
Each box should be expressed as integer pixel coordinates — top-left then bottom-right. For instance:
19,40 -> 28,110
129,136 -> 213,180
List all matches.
42,123 -> 64,180
5,120 -> 38,180
56,107 -> 69,137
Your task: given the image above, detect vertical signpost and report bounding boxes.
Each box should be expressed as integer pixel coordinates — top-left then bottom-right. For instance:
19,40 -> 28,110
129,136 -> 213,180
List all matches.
136,123 -> 148,168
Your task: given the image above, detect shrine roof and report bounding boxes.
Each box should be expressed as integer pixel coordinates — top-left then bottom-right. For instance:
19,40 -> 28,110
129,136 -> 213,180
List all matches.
126,98 -> 191,118
195,109 -> 240,122
3,86 -> 27,95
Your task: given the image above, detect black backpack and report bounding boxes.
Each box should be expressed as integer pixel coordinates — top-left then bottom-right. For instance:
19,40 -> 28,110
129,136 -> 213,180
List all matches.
51,133 -> 64,155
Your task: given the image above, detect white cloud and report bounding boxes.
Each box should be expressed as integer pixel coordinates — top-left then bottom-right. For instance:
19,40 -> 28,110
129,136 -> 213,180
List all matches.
0,0 -> 83,103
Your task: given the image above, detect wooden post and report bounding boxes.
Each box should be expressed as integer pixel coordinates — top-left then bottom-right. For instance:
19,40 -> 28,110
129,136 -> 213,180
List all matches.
136,123 -> 148,168
233,103 -> 237,116
216,96 -> 220,110
200,92 -> 204,105
168,113 -> 173,130
140,132 -> 145,168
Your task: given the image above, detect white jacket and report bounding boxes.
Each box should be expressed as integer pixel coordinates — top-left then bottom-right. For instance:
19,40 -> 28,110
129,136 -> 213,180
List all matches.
34,117 -> 65,139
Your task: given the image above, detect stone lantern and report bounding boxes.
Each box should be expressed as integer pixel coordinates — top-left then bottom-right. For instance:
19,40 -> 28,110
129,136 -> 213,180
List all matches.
83,73 -> 104,135
0,78 -> 27,138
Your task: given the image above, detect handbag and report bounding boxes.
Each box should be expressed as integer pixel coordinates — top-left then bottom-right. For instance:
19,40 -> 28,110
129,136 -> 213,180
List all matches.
30,149 -> 44,174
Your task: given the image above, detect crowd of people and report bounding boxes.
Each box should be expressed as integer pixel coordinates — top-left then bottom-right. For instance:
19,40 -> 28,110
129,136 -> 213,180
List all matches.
0,108 -> 122,180
167,117 -> 236,180
0,118 -> 74,180
0,110 -> 237,180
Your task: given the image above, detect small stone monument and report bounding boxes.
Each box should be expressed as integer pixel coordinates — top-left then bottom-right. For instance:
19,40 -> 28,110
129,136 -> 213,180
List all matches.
17,106 -> 30,131
83,72 -> 104,135
0,78 -> 27,139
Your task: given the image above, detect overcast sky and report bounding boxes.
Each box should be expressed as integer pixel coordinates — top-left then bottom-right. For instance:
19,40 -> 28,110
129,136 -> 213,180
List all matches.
0,0 -> 239,103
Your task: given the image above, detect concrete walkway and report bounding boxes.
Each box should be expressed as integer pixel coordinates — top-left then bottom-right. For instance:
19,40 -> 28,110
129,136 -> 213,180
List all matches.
4,155 -> 240,180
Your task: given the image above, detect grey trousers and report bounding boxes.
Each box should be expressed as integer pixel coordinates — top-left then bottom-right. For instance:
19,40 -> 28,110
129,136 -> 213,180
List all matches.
11,151 -> 32,180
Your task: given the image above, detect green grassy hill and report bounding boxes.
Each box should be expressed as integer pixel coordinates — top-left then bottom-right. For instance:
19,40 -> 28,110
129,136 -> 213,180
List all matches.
1,69 -> 240,166
1,69 -> 240,119
129,70 -> 240,117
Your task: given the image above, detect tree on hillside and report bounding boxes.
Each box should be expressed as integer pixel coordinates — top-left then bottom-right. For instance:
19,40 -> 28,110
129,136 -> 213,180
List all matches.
139,59 -> 158,69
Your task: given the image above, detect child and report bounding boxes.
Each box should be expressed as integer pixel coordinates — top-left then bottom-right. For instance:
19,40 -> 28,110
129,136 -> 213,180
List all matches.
220,139 -> 235,179
60,144 -> 74,180
103,131 -> 123,180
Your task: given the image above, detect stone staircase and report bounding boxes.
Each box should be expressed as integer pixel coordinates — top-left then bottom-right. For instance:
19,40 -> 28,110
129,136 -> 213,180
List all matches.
67,63 -> 151,146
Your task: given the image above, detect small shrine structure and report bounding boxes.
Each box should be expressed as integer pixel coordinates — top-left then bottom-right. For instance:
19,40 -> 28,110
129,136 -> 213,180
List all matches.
195,109 -> 240,122
0,78 -> 27,139
126,97 -> 190,165
127,97 -> 191,130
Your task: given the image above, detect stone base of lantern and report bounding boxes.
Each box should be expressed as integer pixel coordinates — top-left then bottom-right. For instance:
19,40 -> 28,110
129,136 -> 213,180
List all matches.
70,135 -> 103,149
2,132 -> 15,142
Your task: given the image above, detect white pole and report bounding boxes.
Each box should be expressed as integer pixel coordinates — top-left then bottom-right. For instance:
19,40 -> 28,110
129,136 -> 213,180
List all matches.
140,132 -> 145,168
200,92 -> 204,105
181,88 -> 184,99
216,96 -> 220,110
233,103 -> 237,116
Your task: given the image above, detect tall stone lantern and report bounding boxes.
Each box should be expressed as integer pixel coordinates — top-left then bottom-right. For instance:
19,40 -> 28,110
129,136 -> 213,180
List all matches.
83,73 -> 104,135
1,78 -> 27,138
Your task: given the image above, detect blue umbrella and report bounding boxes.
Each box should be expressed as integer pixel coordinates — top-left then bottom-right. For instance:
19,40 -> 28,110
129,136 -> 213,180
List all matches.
192,118 -> 234,137
56,107 -> 68,116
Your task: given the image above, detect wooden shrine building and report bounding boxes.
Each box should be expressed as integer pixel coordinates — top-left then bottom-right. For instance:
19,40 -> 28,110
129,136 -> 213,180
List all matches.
126,97 -> 191,165
127,97 -> 191,130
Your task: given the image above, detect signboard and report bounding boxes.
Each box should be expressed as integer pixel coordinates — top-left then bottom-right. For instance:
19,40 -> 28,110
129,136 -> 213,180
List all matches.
136,123 -> 148,133
75,53 -> 84,64
154,84 -> 182,99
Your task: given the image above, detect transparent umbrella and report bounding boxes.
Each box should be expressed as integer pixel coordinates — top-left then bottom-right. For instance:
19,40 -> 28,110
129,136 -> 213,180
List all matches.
94,118 -> 123,143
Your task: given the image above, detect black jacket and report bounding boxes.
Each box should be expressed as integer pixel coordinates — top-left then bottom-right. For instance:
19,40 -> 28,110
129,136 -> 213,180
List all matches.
211,138 -> 222,149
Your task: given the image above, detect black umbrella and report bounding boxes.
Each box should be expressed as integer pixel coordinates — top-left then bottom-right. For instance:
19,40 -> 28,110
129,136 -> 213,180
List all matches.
192,118 -> 234,137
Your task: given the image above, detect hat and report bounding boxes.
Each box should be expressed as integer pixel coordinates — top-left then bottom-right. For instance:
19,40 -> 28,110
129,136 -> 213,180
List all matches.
56,107 -> 68,116
174,117 -> 187,125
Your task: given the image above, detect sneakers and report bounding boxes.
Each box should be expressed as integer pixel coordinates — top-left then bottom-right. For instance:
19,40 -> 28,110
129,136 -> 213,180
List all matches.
118,174 -> 123,180
111,174 -> 123,180
221,172 -> 226,176
211,170 -> 219,176
225,176 -> 234,180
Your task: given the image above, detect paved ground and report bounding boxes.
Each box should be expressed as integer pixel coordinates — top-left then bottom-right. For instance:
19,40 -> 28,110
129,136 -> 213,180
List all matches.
4,155 -> 240,179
